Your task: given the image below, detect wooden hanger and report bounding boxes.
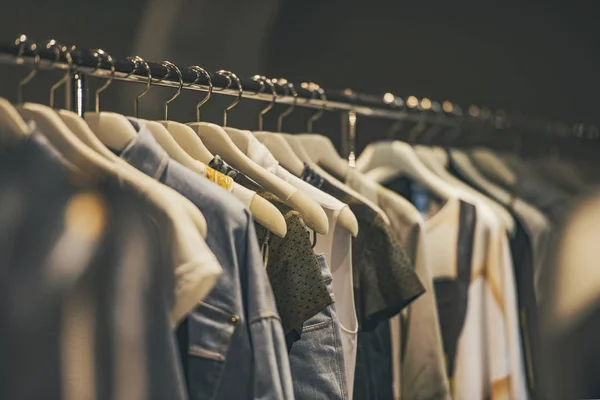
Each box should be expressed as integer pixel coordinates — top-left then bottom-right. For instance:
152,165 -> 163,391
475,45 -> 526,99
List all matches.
356,141 -> 457,201
187,71 -> 329,235
414,145 -> 516,233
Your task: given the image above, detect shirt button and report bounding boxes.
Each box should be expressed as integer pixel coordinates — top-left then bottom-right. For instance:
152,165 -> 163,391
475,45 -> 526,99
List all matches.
231,316 -> 239,323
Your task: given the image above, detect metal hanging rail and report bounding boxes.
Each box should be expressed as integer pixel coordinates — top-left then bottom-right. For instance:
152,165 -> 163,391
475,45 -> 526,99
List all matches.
0,36 -> 597,139
0,38 -> 459,125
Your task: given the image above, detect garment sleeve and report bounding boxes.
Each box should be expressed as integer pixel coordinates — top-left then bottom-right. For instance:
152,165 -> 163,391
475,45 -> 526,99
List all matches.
242,211 -> 295,399
354,214 -> 425,330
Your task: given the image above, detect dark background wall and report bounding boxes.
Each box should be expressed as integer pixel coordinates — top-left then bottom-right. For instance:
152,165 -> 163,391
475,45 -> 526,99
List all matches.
0,0 -> 598,150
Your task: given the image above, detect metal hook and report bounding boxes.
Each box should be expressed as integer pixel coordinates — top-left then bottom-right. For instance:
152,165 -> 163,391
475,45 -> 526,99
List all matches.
253,75 -> 276,131
249,75 -> 265,96
126,56 -> 152,118
47,41 -> 73,109
156,61 -> 183,120
305,82 -> 326,133
215,70 -> 242,127
15,35 -> 41,105
188,66 -> 212,122
277,80 -> 297,132
90,49 -> 115,113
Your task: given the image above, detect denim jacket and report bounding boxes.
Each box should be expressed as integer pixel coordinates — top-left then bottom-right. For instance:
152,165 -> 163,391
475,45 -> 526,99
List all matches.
118,120 -> 294,400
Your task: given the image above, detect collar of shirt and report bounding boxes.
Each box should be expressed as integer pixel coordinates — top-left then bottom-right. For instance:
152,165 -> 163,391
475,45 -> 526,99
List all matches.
117,118 -> 170,181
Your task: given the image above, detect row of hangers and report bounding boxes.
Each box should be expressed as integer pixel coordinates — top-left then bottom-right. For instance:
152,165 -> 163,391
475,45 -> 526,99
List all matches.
5,36 -> 575,245
1,36 -> 365,240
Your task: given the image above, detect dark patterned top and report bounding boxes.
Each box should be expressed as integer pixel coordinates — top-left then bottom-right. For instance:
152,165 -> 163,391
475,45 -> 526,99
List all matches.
319,179 -> 425,331
252,190 -> 334,334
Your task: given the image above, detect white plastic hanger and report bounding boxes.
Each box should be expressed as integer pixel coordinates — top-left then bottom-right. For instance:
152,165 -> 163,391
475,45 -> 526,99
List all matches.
0,38 -> 44,141
152,63 -> 287,237
251,131 -> 359,237
249,79 -> 359,236
283,133 -> 391,225
157,64 -> 214,162
470,147 -> 517,187
65,51 -> 209,237
249,131 -> 304,176
187,71 -> 329,235
161,66 -> 214,163
356,141 -> 457,201
430,146 -> 449,167
414,145 -> 516,233
83,51 -> 138,152
296,134 -> 350,180
0,97 -> 31,141
449,149 -> 514,206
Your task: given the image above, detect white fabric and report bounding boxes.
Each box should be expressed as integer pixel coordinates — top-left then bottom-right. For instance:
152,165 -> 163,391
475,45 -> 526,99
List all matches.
425,197 -> 527,400
363,160 -> 528,400
247,133 -> 358,395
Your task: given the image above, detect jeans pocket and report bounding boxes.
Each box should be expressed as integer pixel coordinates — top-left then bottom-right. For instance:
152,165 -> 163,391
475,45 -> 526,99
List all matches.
186,302 -> 239,400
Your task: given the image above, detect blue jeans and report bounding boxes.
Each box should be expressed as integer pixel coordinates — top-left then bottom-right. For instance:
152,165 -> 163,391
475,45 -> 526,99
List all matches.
288,254 -> 349,400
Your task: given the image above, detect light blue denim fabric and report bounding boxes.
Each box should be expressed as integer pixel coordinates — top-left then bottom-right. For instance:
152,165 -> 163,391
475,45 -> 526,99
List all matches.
288,254 -> 349,400
119,119 -> 294,400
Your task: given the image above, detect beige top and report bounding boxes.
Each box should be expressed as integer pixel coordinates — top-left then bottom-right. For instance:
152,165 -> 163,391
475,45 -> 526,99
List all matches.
345,170 -> 450,400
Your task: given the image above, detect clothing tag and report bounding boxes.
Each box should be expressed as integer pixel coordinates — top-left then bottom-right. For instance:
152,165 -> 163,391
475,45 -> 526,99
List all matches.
205,166 -> 234,192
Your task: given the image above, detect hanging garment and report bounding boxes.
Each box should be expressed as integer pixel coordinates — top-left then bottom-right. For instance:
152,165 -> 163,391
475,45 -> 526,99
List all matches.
311,203 -> 358,400
473,151 -> 570,225
448,150 -> 551,290
507,215 -> 541,399
383,174 -> 527,400
220,133 -> 357,396
377,191 -> 450,400
251,189 -> 334,338
18,103 -> 221,327
114,120 -> 293,400
305,169 -> 425,399
0,126 -> 188,400
347,171 -> 450,400
317,177 -> 425,329
288,254 -> 350,400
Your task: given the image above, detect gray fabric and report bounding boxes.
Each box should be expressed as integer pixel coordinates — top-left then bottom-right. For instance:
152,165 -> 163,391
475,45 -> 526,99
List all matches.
501,155 -> 571,224
288,254 -> 349,400
118,119 -> 293,400
0,128 -> 186,400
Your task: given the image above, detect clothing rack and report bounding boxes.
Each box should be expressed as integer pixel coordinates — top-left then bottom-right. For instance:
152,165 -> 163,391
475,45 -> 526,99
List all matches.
0,36 -> 598,139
